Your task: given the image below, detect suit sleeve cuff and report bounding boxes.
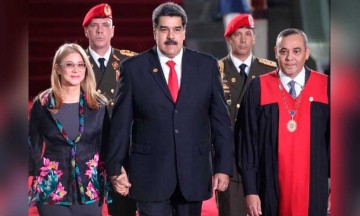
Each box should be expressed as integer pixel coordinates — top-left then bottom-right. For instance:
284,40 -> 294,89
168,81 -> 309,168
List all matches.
242,170 -> 258,195
106,165 -> 122,177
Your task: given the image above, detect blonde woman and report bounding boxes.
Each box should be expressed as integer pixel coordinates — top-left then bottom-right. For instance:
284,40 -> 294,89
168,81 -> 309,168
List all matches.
28,43 -> 110,216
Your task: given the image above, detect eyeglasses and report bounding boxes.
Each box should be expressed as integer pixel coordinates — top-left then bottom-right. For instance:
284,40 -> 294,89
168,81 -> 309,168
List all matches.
60,62 -> 87,70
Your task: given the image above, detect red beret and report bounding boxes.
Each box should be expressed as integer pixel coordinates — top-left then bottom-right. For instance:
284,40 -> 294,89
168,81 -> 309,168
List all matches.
224,14 -> 255,37
82,3 -> 112,27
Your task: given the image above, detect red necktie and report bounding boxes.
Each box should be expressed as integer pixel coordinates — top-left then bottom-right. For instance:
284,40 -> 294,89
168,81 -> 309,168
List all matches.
166,60 -> 179,102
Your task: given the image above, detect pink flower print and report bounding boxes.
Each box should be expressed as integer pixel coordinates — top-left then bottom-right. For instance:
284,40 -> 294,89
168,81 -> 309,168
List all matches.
56,170 -> 63,178
85,153 -> 99,179
85,169 -> 95,179
50,182 -> 67,201
85,153 -> 99,168
85,181 -> 98,200
40,157 -> 63,178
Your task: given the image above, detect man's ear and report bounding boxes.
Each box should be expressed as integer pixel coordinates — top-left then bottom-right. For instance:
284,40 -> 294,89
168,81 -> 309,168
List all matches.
153,28 -> 156,40
274,47 -> 278,59
225,36 -> 231,44
84,27 -> 89,38
305,47 -> 311,60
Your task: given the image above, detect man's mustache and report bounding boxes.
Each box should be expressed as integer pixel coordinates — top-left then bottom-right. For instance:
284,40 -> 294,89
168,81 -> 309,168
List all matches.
165,39 -> 177,45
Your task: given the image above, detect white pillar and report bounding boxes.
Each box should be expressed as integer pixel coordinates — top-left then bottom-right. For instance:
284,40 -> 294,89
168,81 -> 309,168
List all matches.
254,18 -> 268,59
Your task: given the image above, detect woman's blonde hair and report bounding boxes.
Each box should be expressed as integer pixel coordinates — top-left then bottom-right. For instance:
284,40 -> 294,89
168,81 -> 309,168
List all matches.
39,43 -> 107,110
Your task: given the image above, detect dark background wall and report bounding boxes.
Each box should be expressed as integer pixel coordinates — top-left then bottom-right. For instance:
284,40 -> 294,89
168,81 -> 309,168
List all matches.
29,0 -> 329,98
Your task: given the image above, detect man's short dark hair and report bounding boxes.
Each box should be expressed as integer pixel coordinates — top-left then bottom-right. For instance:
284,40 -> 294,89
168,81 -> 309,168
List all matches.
276,28 -> 309,48
152,2 -> 188,28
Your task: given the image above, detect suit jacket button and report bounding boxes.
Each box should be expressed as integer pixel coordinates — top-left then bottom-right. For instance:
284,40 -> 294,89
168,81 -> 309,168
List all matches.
97,89 -> 102,94
236,104 -> 240,109
175,129 -> 179,134
174,109 -> 178,114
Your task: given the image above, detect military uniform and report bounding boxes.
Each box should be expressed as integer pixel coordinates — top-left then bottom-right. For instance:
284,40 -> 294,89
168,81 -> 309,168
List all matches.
83,3 -> 138,216
217,55 -> 276,216
87,48 -> 137,115
219,55 -> 276,126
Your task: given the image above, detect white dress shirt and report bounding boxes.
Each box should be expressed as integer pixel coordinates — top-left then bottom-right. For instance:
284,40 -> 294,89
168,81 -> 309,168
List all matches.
157,46 -> 183,86
279,67 -> 306,97
229,53 -> 253,76
89,46 -> 112,68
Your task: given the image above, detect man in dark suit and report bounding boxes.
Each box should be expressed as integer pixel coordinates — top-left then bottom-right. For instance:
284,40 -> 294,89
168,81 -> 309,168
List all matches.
217,14 -> 276,216
105,2 -> 233,216
82,3 -> 137,216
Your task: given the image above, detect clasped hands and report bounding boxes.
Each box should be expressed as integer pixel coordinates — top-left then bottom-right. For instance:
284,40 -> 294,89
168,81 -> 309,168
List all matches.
109,167 -> 131,196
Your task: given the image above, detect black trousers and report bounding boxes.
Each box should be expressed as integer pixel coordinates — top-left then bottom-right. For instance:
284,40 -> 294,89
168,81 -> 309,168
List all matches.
137,186 -> 202,216
107,191 -> 137,216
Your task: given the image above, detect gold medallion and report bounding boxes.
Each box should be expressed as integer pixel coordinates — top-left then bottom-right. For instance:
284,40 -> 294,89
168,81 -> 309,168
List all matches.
287,119 -> 297,132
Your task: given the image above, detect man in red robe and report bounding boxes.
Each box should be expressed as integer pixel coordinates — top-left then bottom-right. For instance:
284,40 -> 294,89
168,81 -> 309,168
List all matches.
236,28 -> 330,216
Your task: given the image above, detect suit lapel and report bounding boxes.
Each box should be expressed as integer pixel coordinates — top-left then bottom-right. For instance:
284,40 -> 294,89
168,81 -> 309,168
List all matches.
177,48 -> 190,104
148,47 -> 174,103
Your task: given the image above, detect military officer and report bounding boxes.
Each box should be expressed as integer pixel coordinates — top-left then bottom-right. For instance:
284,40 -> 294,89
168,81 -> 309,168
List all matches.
83,3 -> 137,116
217,14 -> 276,216
82,3 -> 137,216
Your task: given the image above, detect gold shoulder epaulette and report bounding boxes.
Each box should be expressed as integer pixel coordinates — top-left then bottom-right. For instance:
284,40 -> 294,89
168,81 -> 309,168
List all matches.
218,60 -> 225,79
258,58 -> 277,68
120,50 -> 138,57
